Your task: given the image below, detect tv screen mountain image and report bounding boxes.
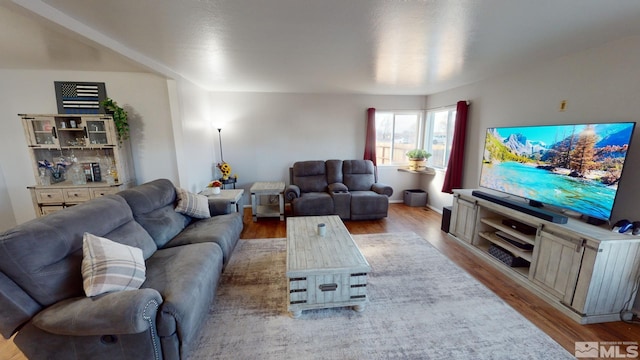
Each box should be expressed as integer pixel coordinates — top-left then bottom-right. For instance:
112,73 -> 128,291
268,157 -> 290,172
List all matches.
479,122 -> 636,221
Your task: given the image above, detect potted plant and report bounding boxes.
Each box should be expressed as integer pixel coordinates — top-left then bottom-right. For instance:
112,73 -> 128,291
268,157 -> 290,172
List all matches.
406,149 -> 432,171
100,98 -> 129,144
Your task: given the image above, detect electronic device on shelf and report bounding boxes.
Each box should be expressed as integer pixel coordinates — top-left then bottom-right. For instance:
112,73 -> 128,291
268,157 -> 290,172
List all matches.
472,190 -> 569,224
478,122 -> 636,224
495,231 -> 534,250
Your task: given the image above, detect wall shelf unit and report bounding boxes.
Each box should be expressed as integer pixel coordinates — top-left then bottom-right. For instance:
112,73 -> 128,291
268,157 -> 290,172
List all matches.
397,167 -> 436,175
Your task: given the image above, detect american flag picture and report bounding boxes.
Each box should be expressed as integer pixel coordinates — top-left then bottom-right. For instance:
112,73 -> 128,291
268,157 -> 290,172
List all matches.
55,81 -> 106,114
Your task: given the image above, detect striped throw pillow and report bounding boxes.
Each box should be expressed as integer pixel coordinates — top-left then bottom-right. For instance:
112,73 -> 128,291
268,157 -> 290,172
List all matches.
82,233 -> 146,297
175,187 -> 211,219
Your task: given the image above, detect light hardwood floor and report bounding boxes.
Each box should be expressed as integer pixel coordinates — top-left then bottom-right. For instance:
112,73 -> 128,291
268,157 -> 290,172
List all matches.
2,203 -> 639,358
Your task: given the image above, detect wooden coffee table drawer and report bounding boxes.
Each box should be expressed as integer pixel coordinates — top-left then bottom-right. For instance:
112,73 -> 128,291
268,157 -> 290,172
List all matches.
63,188 -> 91,203
35,189 -> 64,204
288,273 -> 368,306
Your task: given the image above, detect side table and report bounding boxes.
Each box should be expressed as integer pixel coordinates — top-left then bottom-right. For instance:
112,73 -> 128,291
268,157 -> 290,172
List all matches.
201,188 -> 244,213
250,181 -> 285,222
219,177 -> 237,189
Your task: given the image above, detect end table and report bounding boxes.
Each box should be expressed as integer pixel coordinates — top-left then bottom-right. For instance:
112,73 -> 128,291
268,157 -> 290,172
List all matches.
201,188 -> 244,212
250,181 -> 285,222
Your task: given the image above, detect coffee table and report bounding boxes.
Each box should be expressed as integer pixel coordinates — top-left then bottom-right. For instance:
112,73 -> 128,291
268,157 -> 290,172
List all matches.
286,215 -> 371,318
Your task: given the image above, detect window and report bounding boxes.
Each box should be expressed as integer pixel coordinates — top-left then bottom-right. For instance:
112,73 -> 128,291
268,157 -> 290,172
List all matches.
375,111 -> 422,165
424,107 -> 456,169
374,107 -> 456,169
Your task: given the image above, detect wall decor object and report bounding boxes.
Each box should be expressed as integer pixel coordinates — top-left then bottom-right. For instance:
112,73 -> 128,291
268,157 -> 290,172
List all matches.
54,81 -> 107,114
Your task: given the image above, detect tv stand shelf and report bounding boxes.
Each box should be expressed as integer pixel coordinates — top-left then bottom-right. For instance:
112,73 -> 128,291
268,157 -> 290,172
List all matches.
477,231 -> 533,263
449,189 -> 640,324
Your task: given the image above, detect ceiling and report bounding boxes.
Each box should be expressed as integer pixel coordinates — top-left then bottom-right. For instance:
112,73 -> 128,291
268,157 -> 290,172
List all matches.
4,0 -> 640,95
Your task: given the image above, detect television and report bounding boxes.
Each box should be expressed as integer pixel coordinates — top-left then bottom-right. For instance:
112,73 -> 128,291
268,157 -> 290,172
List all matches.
478,122 -> 636,223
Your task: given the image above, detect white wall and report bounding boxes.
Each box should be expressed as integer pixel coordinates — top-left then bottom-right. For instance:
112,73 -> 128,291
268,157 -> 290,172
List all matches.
0,83 -> 427,228
425,35 -> 640,223
164,78 -> 217,193
208,92 -> 427,205
0,69 -> 178,228
0,164 -> 16,230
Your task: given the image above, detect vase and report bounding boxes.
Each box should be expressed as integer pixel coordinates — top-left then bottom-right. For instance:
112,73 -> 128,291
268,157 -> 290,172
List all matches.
408,158 -> 426,171
212,187 -> 221,194
50,169 -> 65,184
39,168 -> 50,186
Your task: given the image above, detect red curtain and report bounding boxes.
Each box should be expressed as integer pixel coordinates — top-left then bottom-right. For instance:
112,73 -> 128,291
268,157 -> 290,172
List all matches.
442,101 -> 469,194
364,108 -> 377,165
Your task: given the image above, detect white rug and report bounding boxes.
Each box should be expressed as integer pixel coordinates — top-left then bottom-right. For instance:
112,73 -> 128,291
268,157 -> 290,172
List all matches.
188,232 -> 573,359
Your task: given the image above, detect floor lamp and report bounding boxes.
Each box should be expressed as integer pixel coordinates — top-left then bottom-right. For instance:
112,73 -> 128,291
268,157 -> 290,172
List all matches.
217,128 -> 224,163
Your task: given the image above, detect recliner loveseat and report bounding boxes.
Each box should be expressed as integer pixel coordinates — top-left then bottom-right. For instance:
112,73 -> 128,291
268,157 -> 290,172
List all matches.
285,159 -> 393,220
0,178 -> 243,359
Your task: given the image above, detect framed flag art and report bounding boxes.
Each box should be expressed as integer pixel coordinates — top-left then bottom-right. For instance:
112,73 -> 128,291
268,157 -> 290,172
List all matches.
54,81 -> 107,114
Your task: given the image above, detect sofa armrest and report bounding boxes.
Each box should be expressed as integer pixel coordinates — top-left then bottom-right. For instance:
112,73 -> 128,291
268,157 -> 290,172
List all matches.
32,288 -> 163,336
285,185 -> 300,201
0,271 -> 42,338
372,183 -> 393,197
208,198 -> 232,216
328,182 -> 349,193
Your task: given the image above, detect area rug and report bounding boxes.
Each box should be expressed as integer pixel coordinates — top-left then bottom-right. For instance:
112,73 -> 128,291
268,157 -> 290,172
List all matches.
189,232 -> 573,359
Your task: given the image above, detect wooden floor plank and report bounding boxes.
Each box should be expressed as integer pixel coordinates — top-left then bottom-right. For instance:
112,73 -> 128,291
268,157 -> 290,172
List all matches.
2,203 -> 639,358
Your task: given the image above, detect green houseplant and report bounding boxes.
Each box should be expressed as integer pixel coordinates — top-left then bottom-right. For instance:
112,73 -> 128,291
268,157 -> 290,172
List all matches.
406,149 -> 431,160
406,149 -> 431,171
100,98 -> 129,144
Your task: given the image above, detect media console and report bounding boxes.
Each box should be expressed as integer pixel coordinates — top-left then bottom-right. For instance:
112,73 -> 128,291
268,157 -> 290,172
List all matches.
449,189 -> 640,324
471,190 -> 568,224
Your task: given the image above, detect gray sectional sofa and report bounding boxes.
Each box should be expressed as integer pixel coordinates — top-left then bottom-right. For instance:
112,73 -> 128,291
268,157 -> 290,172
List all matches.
285,159 -> 393,220
0,178 -> 243,359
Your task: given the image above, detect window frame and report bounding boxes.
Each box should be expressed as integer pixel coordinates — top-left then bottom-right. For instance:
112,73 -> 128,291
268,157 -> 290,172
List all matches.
423,106 -> 457,170
374,110 -> 424,166
374,106 -> 457,169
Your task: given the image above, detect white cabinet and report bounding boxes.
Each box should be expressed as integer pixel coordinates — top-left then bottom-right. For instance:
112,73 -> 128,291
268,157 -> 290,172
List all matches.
21,114 -> 135,216
449,189 -> 640,324
450,194 -> 478,244
530,230 -> 584,305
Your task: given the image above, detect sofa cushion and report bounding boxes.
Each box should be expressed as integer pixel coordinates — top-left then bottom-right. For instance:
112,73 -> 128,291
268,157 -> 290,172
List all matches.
350,191 -> 389,220
326,159 -> 343,184
118,179 -> 191,248
144,243 -> 222,349
167,212 -> 242,267
343,160 -> 376,191
292,192 -> 334,216
174,188 -> 211,219
0,195 -> 155,306
81,233 -> 146,297
292,161 -> 328,193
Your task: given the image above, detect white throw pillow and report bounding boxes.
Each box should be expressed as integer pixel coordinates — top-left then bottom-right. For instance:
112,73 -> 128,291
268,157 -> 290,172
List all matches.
81,232 -> 146,297
175,187 -> 211,219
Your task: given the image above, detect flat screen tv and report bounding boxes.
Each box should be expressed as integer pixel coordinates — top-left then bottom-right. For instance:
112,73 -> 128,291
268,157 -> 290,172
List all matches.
479,122 -> 636,222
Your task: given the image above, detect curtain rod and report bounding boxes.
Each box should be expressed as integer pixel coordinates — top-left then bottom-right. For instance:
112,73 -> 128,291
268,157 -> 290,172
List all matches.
426,100 -> 470,111
377,100 -> 470,113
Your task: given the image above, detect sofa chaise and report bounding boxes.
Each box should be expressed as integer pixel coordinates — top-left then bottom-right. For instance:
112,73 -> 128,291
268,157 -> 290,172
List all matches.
0,178 -> 243,359
285,159 -> 393,220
